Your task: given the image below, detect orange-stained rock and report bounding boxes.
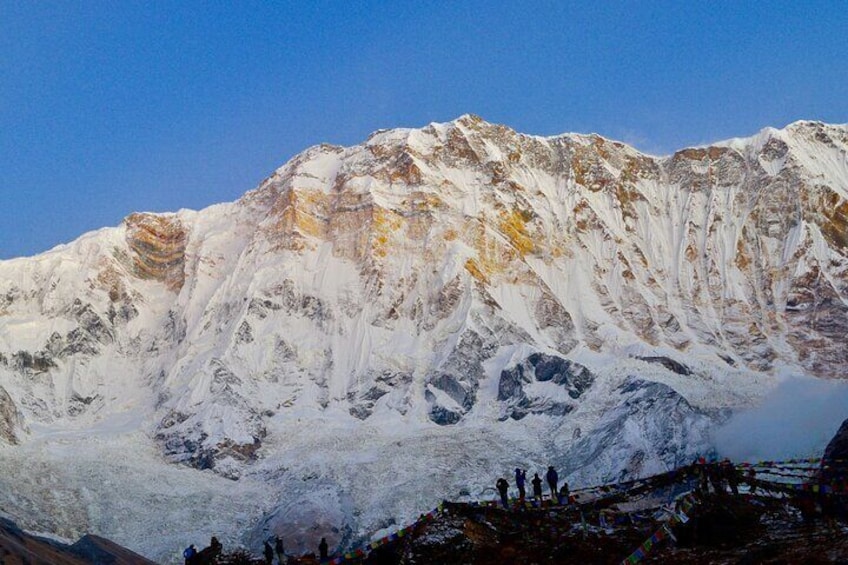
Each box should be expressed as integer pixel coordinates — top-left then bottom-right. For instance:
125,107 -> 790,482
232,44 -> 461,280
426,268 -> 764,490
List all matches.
124,212 -> 187,291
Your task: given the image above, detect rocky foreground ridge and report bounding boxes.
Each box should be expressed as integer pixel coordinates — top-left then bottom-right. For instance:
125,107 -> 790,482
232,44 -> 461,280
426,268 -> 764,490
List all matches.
0,116 -> 846,561
0,516 -> 154,565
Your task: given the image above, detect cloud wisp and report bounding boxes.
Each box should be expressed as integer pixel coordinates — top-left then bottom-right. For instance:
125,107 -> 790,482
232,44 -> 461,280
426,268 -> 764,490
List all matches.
714,377 -> 848,463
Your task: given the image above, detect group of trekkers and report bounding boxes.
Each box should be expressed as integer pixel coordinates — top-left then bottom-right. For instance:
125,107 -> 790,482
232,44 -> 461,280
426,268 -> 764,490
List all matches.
260,536 -> 287,564
693,457 -> 742,495
185,535 -> 331,564
496,465 -> 571,509
182,456 -> 844,563
694,456 -> 847,524
182,536 -> 222,564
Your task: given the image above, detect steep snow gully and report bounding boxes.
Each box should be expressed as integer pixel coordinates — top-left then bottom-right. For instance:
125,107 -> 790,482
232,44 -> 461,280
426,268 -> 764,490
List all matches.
1,116 -> 847,562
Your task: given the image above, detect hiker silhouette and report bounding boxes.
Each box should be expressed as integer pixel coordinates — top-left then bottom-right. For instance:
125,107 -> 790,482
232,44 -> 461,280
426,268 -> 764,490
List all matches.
264,540 -> 274,564
546,466 -> 559,501
558,482 -> 570,505
319,537 -> 329,561
183,544 -> 197,565
275,536 -> 285,563
532,473 -> 543,500
515,468 -> 527,501
496,477 -> 510,508
193,536 -> 222,565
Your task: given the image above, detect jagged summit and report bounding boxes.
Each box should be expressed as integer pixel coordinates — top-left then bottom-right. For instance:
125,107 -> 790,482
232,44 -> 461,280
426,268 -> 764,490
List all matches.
1,117 -> 847,562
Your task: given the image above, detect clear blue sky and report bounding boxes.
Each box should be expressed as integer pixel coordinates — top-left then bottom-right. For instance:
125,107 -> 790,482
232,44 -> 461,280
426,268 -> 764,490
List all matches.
1,2 -> 846,259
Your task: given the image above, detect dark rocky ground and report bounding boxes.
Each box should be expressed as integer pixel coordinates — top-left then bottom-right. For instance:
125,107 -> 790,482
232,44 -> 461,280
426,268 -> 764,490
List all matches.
216,491 -> 847,565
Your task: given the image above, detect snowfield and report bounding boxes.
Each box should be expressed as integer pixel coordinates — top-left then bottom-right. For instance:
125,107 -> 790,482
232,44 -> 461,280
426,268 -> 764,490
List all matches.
0,355 -> 771,563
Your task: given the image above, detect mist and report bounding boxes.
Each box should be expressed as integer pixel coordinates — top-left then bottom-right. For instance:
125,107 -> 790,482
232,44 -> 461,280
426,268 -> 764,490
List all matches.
714,376 -> 848,463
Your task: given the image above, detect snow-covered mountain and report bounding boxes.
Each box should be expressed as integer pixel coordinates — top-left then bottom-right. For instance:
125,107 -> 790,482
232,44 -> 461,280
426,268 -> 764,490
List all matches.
1,115 -> 846,562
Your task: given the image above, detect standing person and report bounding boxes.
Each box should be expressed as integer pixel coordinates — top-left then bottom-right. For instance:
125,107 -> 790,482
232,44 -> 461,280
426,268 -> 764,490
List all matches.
274,536 -> 284,564
496,477 -> 510,508
558,482 -> 570,505
183,544 -> 197,565
195,537 -> 222,565
546,466 -> 559,502
263,540 -> 274,565
515,468 -> 527,501
532,473 -> 543,501
210,536 -> 222,561
318,537 -> 329,562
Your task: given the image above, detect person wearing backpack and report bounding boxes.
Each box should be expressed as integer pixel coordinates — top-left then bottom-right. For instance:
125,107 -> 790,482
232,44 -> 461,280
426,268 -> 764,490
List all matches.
183,544 -> 197,565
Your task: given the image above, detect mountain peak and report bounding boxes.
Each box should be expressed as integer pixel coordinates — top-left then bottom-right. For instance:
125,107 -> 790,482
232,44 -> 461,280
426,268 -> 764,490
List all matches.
2,117 -> 848,562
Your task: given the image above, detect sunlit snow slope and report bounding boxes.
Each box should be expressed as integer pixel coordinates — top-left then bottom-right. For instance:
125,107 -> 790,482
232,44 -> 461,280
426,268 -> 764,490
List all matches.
1,116 -> 847,562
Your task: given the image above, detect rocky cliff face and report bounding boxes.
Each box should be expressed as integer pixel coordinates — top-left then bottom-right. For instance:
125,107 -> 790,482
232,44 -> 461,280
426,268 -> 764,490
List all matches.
822,417 -> 848,484
0,385 -> 23,444
124,212 -> 188,292
0,116 -> 846,560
